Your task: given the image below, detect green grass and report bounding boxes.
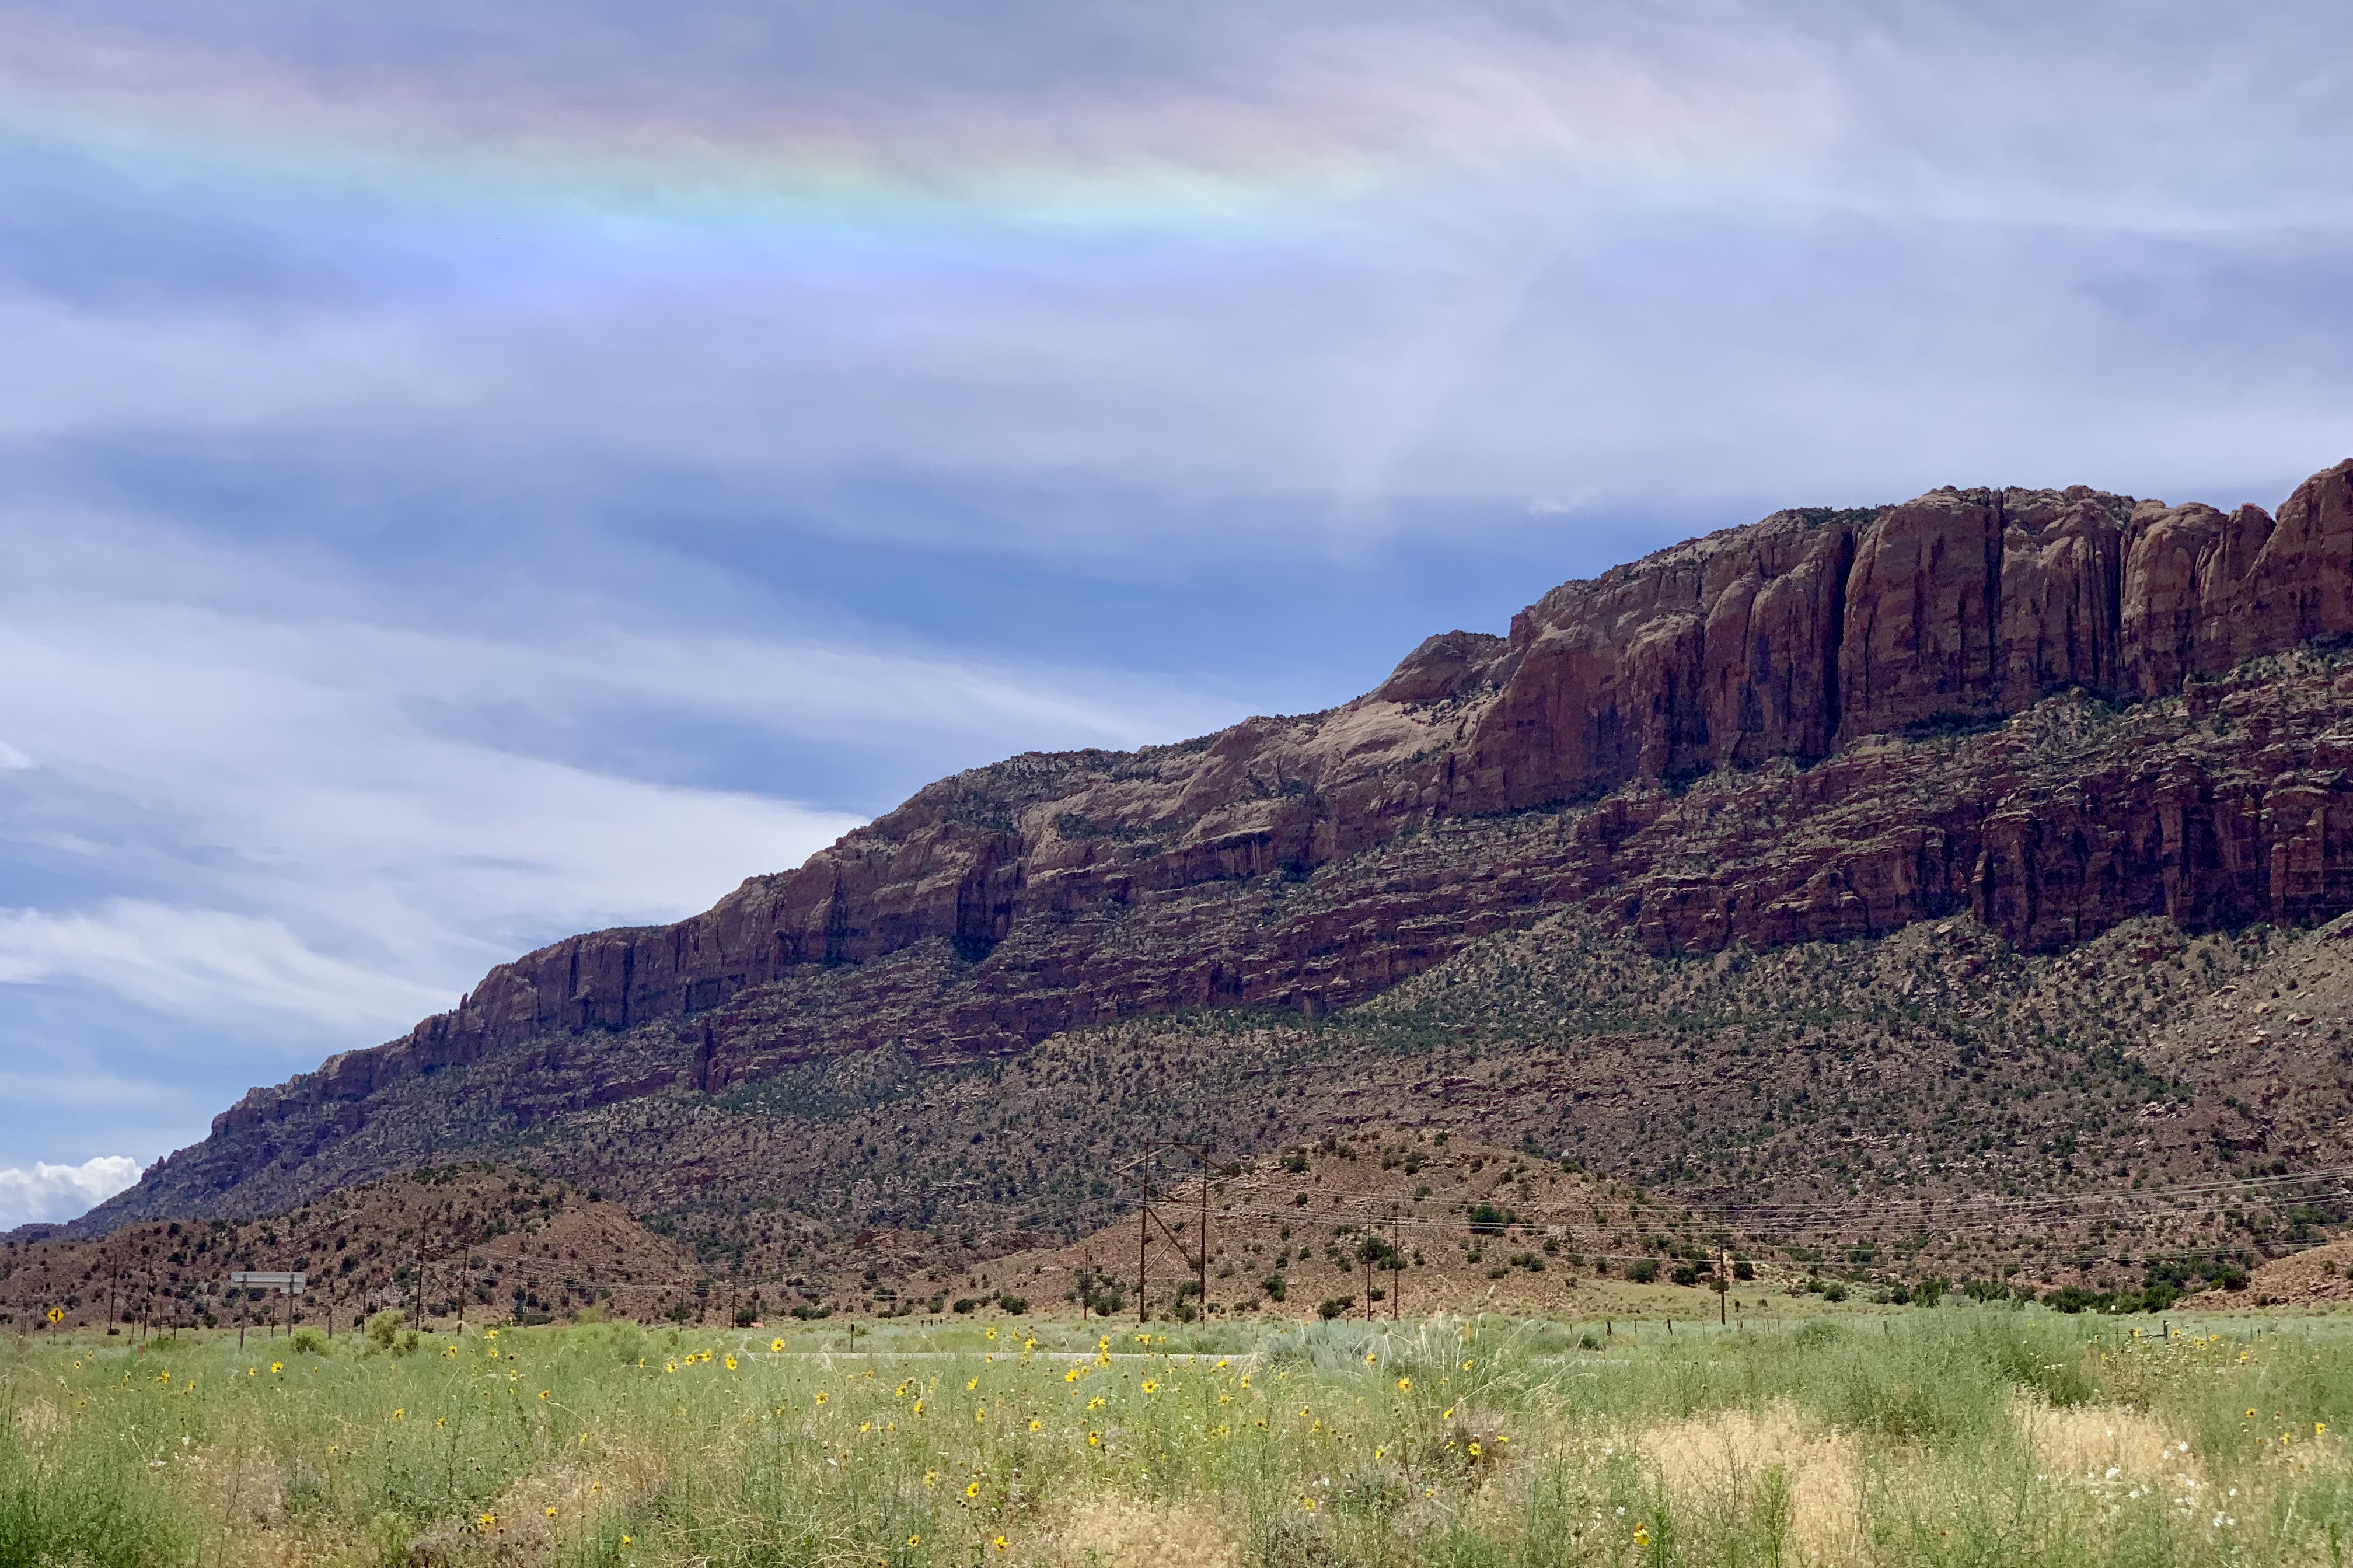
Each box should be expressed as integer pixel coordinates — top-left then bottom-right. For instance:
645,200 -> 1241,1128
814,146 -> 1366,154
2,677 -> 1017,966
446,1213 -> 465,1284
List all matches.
5,1307 -> 2351,1567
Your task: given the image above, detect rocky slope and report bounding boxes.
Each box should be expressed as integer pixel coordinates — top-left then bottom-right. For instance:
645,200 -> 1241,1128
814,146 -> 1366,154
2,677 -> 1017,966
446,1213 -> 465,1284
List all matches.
0,1167 -> 698,1334
79,459 -> 2353,1239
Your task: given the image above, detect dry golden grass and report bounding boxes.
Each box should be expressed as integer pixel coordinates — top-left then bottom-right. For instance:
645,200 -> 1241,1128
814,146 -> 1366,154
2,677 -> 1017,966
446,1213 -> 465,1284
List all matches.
2012,1394 -> 2196,1486
176,1441 -> 354,1568
179,1443 -> 288,1535
8,1397 -> 61,1443
1043,1496 -> 1245,1568
1643,1401 -> 1865,1566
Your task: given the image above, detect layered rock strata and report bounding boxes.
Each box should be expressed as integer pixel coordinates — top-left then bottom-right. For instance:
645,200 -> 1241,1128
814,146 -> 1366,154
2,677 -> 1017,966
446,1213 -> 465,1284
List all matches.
174,460 -> 2353,1180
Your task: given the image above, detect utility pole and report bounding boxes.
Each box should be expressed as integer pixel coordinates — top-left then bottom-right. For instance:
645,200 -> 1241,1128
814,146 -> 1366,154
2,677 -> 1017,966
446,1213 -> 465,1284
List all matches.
1390,1212 -> 1402,1322
453,1209 -> 475,1336
1137,1141 -> 1151,1325
1128,1143 -> 1216,1327
1198,1154 -> 1210,1318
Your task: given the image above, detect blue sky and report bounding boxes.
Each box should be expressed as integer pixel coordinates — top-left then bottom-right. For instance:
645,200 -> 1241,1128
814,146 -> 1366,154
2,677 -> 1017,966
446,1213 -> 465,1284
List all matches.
1,0 -> 2348,1223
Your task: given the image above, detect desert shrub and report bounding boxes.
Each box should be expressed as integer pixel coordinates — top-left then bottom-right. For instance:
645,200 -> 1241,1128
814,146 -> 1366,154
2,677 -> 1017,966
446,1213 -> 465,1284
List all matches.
361,1308 -> 417,1356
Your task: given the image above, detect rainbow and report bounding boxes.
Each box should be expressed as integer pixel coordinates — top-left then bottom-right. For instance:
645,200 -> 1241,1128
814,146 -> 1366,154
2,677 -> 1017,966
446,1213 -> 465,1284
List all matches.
0,11 -> 1816,256
0,15 -> 1408,248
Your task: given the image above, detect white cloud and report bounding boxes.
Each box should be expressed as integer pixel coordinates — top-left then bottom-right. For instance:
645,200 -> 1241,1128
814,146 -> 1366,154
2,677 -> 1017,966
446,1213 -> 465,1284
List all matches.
0,1155 -> 141,1228
0,902 -> 456,1030
0,500 -> 1245,1083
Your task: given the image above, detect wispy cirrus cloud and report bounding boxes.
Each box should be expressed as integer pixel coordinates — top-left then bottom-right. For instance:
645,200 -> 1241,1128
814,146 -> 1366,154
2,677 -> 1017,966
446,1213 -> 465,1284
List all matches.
0,497 -> 1260,1175
0,902 -> 448,1028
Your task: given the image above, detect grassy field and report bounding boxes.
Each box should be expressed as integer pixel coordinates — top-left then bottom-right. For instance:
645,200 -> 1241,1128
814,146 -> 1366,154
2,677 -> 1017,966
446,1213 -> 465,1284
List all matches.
4,1305 -> 2350,1567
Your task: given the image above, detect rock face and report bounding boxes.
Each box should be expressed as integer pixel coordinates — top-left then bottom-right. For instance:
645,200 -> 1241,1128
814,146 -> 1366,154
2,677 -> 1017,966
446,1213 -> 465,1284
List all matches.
130,459 -> 2353,1220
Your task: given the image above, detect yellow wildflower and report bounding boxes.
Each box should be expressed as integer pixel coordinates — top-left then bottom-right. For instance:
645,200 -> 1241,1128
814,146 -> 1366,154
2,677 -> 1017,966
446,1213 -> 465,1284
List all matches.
1141,1380 -> 1160,1394
994,1536 -> 1009,1552
966,1481 -> 982,1499
545,1507 -> 558,1518
1397,1377 -> 1411,1391
1633,1524 -> 1651,1548
771,1337 -> 784,1352
725,1355 -> 738,1371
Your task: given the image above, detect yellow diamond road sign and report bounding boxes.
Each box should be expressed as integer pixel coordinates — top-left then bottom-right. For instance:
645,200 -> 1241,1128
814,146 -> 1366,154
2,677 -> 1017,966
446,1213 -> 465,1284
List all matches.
46,1307 -> 63,1323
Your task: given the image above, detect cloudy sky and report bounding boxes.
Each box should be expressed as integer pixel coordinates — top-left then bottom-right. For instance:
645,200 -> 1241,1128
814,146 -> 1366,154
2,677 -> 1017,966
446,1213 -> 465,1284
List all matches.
1,0 -> 2347,1224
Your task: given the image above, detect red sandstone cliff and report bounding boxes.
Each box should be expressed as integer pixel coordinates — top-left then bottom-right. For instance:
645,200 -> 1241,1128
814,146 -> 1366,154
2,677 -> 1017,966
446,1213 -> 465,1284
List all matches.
210,460 -> 2353,1146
